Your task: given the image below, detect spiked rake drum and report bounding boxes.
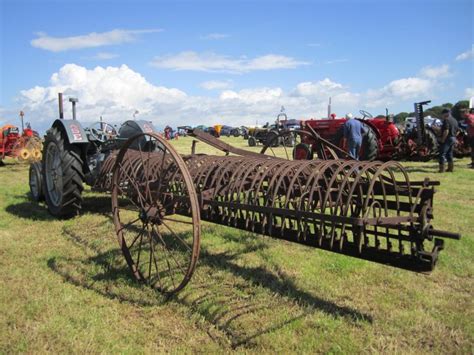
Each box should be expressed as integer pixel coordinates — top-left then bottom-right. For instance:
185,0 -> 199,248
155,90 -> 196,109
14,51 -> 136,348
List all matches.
93,131 -> 460,295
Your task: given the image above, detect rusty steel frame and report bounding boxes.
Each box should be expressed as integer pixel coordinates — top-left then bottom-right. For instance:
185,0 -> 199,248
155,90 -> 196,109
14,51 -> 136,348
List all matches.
94,131 -> 460,294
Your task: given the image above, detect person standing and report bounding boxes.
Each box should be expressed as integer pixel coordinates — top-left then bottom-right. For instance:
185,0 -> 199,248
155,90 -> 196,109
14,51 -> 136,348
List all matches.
342,113 -> 364,160
461,109 -> 474,168
438,108 -> 459,172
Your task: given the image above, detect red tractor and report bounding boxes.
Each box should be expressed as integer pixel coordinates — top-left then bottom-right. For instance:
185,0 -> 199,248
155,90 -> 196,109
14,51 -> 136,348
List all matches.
0,112 -> 42,166
296,110 -> 399,161
295,102 -> 441,162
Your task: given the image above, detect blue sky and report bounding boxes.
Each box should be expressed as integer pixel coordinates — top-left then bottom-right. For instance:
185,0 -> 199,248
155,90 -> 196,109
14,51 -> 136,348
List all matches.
0,0 -> 472,131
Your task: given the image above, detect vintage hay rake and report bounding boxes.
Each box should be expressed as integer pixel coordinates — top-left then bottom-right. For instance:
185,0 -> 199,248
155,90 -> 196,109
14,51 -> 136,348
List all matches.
84,129 -> 460,294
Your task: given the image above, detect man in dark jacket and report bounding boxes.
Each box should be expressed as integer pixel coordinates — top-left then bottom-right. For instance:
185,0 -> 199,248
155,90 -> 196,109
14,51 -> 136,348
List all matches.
438,108 -> 458,172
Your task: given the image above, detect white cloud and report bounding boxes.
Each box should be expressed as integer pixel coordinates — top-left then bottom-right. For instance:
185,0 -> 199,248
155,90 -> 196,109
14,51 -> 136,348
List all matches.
14,63 -> 449,133
364,77 -> 432,108
199,33 -> 230,40
455,45 -> 474,61
31,29 -> 162,52
199,80 -> 233,90
420,64 -> 451,79
385,77 -> 431,98
220,87 -> 283,103
14,64 -> 341,131
292,78 -> 345,97
18,64 -> 186,129
150,51 -> 310,73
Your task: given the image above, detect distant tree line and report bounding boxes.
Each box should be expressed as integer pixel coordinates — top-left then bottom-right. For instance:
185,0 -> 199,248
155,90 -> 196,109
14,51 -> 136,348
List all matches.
391,100 -> 470,124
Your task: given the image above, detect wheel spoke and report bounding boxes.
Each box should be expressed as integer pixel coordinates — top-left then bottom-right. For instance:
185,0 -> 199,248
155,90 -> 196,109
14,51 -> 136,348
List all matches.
127,228 -> 145,249
118,216 -> 141,233
149,230 -> 164,290
152,225 -> 187,276
160,220 -> 192,252
162,217 -> 193,225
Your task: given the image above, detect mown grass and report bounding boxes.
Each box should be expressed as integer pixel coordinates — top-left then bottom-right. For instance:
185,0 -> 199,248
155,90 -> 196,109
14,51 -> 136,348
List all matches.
0,136 -> 473,353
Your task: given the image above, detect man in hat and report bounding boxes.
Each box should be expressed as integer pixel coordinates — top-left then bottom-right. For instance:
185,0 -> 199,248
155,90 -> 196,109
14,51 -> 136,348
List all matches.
342,113 -> 364,160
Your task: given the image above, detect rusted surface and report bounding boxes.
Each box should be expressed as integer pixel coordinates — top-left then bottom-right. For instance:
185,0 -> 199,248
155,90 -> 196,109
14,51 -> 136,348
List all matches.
93,132 -> 460,296
106,133 -> 201,294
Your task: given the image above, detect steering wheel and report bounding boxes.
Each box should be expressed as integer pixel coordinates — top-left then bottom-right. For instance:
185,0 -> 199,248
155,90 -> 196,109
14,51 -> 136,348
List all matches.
359,110 -> 373,120
87,122 -> 117,143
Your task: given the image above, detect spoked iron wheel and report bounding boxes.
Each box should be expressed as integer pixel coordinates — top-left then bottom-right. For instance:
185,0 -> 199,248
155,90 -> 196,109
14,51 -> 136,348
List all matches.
111,133 -> 201,295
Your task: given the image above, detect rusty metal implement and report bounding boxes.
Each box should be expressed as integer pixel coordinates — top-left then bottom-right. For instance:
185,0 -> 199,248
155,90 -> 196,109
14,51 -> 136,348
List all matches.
94,131 -> 460,294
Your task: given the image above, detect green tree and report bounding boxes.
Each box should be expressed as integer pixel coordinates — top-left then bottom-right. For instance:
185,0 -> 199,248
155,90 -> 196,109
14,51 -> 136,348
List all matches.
394,112 -> 409,124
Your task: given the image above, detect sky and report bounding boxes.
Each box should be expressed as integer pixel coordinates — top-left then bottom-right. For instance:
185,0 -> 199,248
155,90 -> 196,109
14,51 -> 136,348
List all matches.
0,0 -> 473,133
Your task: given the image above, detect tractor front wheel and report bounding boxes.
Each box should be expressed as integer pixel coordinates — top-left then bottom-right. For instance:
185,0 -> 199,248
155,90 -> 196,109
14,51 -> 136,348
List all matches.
248,136 -> 257,147
43,127 -> 84,218
29,162 -> 44,202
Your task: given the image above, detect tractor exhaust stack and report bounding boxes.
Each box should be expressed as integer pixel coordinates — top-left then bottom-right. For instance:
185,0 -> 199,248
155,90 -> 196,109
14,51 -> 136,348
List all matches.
58,93 -> 64,119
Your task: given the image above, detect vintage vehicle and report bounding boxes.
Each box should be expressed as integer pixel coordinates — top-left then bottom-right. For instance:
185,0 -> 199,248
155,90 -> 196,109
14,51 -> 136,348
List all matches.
30,116 -> 461,295
0,112 -> 41,165
29,93 -> 157,213
296,110 -> 380,160
295,102 -> 443,161
247,111 -> 299,147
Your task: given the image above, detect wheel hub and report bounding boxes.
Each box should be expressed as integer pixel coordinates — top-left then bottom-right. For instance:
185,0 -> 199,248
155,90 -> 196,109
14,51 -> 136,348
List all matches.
139,204 -> 165,225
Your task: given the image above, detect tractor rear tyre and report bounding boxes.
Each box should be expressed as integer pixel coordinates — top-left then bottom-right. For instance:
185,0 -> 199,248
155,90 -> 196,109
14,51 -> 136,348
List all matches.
43,127 -> 84,218
360,125 -> 378,161
334,124 -> 378,161
29,162 -> 44,202
248,136 -> 257,147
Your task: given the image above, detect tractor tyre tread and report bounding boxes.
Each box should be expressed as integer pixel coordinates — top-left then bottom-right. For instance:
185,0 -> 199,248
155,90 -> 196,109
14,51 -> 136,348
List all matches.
43,127 -> 84,218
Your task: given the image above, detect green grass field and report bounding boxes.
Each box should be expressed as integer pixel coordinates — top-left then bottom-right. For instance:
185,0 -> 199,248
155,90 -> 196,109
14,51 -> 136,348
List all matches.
1,136 -> 473,353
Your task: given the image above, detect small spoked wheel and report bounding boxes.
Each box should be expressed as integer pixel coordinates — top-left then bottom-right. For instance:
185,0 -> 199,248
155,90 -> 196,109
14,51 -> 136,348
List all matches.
111,133 -> 200,295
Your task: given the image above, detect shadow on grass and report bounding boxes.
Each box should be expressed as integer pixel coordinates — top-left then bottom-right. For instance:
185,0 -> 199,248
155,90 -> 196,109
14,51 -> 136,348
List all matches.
81,195 -> 112,215
402,165 -> 437,174
48,223 -> 372,349
5,194 -> 112,221
0,160 -> 26,170
5,199 -> 55,221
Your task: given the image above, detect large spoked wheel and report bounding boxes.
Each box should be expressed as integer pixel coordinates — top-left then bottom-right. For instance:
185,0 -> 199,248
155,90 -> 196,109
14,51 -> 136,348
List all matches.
111,133 -> 201,295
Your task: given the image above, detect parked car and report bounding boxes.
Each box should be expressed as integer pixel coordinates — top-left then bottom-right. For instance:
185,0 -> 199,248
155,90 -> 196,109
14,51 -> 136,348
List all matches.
220,125 -> 241,137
